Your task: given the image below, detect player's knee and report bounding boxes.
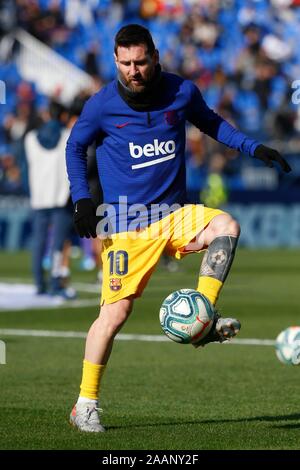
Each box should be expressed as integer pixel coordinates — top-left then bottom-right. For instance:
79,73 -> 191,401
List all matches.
226,216 -> 240,238
104,300 -> 133,336
211,213 -> 240,238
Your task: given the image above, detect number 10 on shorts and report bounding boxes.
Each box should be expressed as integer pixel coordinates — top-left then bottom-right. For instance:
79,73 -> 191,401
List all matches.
108,250 -> 129,276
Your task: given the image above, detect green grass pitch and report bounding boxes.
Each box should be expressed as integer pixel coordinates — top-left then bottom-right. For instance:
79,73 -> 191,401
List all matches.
0,249 -> 300,450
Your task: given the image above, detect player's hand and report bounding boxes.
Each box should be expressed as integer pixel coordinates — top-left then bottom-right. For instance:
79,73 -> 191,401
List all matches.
254,144 -> 291,173
73,198 -> 98,238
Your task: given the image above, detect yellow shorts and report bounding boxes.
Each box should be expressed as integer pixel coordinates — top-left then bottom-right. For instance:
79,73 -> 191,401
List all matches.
100,205 -> 224,304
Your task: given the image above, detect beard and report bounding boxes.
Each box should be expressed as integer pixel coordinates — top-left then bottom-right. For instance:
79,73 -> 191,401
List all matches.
117,63 -> 162,111
119,67 -> 155,93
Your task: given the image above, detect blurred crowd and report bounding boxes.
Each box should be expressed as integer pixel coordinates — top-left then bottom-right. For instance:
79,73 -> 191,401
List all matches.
1,0 -> 300,197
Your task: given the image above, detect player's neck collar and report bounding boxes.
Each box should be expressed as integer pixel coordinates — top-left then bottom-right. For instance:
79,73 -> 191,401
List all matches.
117,64 -> 163,111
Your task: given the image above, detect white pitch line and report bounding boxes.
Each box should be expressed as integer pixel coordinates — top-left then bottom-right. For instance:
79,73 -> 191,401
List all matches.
0,299 -> 99,312
0,328 -> 86,338
0,328 -> 276,345
231,338 -> 275,346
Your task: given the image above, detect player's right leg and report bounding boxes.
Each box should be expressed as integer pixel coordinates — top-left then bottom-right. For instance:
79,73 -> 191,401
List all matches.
70,296 -> 134,433
70,209 -> 176,433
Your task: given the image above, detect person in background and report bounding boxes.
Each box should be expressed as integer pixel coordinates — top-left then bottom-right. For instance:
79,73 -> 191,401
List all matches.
25,100 -> 75,298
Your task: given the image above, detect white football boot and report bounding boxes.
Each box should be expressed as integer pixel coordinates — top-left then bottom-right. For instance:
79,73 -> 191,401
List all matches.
70,402 -> 105,432
194,313 -> 241,348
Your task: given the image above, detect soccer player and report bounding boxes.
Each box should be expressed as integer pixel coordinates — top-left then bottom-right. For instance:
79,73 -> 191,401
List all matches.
66,24 -> 291,432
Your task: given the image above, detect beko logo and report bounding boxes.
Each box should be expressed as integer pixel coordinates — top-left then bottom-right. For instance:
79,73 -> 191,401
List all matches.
129,139 -> 176,169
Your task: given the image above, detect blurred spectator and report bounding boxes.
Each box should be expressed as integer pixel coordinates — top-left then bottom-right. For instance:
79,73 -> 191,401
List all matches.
235,23 -> 262,81
24,100 -> 75,297
200,152 -> 229,208
0,149 -> 23,194
0,0 -> 17,39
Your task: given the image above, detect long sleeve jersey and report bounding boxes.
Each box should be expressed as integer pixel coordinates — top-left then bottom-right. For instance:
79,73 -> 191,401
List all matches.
66,71 -> 260,231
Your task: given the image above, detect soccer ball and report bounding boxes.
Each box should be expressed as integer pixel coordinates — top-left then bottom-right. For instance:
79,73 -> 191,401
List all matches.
275,326 -> 300,365
159,289 -> 215,344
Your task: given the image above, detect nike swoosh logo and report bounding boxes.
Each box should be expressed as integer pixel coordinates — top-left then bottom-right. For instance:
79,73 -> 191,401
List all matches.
115,122 -> 131,129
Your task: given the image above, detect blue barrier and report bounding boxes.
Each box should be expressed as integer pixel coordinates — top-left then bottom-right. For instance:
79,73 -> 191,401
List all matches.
224,204 -> 300,247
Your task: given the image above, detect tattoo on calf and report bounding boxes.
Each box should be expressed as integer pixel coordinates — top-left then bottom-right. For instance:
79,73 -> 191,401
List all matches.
200,236 -> 238,282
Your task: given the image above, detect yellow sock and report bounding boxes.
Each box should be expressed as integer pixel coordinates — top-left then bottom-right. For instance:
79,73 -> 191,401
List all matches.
197,276 -> 223,306
79,359 -> 106,401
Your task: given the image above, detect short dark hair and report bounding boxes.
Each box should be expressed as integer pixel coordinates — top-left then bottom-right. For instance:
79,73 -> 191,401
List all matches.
49,100 -> 66,120
114,24 -> 156,56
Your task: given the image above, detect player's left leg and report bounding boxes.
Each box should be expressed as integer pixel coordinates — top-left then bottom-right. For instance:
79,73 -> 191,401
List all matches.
189,212 -> 240,306
184,212 -> 241,345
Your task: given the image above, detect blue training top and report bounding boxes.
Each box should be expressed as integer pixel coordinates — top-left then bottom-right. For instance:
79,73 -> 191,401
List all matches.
66,72 -> 260,232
